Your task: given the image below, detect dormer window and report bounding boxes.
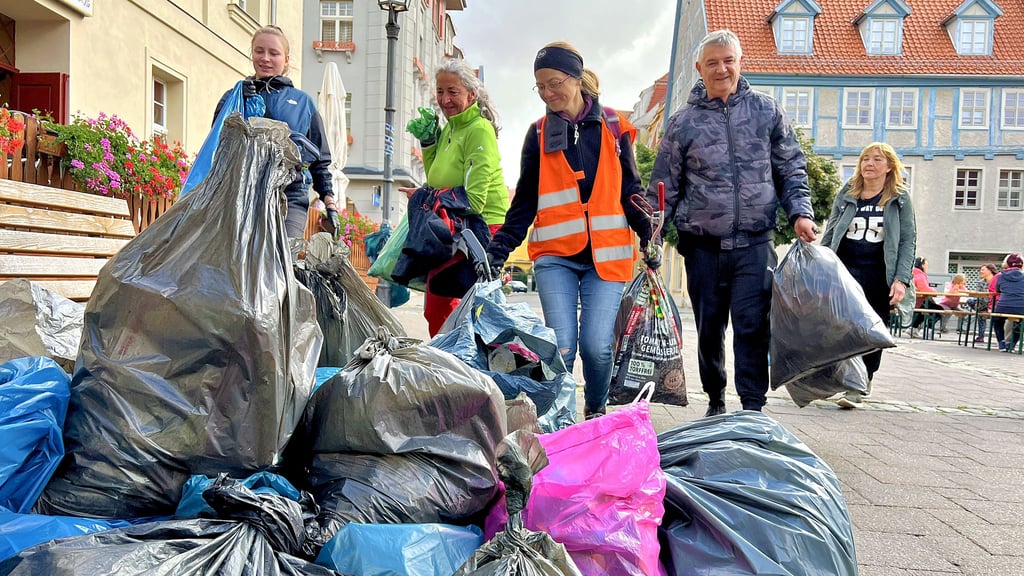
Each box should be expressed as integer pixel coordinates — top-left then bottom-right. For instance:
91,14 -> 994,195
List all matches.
853,0 -> 911,56
942,0 -> 1003,56
768,0 -> 822,55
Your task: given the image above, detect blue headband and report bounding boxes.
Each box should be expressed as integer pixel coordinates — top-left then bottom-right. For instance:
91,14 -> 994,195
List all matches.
534,46 -> 583,78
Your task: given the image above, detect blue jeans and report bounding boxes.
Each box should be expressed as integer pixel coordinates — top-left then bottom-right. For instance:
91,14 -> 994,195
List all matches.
533,255 -> 625,414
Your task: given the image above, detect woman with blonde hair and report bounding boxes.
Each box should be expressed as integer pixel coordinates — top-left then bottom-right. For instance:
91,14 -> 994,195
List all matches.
821,142 -> 917,407
484,41 -> 653,419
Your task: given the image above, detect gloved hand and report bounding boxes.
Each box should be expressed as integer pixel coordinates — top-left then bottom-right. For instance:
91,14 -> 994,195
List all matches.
242,78 -> 257,99
406,106 -> 440,146
643,243 -> 662,271
326,207 -> 341,241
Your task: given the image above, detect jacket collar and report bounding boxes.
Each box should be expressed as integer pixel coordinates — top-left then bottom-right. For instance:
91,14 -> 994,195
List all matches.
541,96 -> 603,154
250,75 -> 294,93
445,101 -> 482,129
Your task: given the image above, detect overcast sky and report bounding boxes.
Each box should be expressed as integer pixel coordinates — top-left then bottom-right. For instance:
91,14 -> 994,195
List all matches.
449,0 -> 676,188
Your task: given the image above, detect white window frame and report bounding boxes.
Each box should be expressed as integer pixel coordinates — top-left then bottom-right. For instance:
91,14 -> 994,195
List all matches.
840,164 -> 856,184
844,89 -> 873,128
867,18 -> 899,55
886,89 -> 917,129
782,88 -> 812,128
954,168 -> 982,210
959,89 -> 990,129
152,78 -> 167,136
320,0 -> 354,43
901,165 -> 912,194
957,19 -> 989,56
997,169 -> 1023,211
1002,89 -> 1024,130
779,16 -> 811,54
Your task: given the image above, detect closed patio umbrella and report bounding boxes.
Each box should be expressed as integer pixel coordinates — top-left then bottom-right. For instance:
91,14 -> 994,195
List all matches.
318,61 -> 350,205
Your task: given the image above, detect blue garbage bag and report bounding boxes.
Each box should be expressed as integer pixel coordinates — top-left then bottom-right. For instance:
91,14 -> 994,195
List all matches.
175,472 -> 301,519
0,357 -> 70,513
658,411 -> 857,576
315,523 -> 483,575
180,81 -> 250,199
431,280 -> 576,432
0,511 -> 131,562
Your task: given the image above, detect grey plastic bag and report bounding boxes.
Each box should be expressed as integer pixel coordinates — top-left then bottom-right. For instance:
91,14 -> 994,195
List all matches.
658,411 -> 857,576
0,279 -> 84,373
771,241 -> 895,388
785,356 -> 868,407
35,116 -> 322,519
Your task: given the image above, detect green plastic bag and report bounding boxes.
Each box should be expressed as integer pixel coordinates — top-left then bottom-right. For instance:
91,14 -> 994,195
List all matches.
368,215 -> 425,292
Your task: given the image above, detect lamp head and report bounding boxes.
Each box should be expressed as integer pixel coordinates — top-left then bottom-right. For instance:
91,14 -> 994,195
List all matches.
378,0 -> 408,12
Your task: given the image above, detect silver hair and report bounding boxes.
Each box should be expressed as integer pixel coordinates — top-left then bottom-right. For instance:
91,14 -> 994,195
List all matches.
696,29 -> 743,61
435,58 -> 501,135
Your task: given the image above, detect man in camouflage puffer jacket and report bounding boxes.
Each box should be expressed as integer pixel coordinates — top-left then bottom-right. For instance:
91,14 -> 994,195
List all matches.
648,29 -> 817,415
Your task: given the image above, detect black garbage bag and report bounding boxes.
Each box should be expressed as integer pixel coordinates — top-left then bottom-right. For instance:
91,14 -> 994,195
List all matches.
658,411 -> 857,576
0,518 -> 337,576
34,116 -> 322,519
609,267 -> 687,406
770,240 -> 895,388
283,327 -> 506,546
0,279 -> 84,373
785,357 -> 868,407
432,280 -> 576,432
454,430 -> 581,576
295,233 -> 406,367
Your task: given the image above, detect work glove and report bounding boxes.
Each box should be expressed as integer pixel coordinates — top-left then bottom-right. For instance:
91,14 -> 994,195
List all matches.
406,106 -> 440,146
242,78 -> 257,99
643,243 -> 662,271
326,207 -> 341,242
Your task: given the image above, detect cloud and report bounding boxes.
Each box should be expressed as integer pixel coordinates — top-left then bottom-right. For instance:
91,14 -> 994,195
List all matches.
450,0 -> 675,187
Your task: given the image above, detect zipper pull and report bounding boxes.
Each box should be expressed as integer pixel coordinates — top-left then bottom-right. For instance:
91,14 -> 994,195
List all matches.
573,123 -> 579,145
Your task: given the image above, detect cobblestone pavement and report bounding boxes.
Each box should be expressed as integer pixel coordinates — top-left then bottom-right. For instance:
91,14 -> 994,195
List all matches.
391,292 -> 1024,575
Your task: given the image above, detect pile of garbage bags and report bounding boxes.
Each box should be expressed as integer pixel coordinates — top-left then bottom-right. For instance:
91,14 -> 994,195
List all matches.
0,116 -> 862,576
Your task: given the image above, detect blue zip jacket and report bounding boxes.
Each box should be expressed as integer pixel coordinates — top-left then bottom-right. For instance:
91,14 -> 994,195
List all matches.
995,268 -> 1024,313
650,77 -> 812,249
215,75 -> 333,209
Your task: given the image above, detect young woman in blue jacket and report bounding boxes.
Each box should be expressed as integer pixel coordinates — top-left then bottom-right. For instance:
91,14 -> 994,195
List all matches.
215,25 -> 338,239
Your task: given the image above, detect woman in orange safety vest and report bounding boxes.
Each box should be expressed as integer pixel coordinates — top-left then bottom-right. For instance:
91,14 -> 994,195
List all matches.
485,41 -> 654,420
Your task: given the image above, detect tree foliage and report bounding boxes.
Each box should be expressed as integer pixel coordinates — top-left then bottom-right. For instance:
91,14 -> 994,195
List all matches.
773,129 -> 841,245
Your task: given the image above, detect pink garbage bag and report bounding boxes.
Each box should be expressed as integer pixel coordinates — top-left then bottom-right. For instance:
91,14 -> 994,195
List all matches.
486,399 -> 666,575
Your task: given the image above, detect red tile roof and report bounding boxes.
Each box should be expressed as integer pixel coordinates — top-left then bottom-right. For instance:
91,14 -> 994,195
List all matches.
648,73 -> 669,113
706,0 -> 1024,75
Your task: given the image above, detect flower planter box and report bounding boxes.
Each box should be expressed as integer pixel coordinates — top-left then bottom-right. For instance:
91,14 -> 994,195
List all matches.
37,133 -> 66,157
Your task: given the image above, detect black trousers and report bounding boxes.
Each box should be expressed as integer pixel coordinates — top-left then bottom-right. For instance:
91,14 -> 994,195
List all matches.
683,241 -> 774,411
844,265 -> 890,379
911,299 -> 943,328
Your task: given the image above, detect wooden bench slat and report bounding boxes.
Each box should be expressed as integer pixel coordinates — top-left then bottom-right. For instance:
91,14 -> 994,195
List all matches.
10,279 -> 97,302
0,229 -> 130,257
0,254 -> 109,278
0,204 -> 136,239
0,179 -> 131,218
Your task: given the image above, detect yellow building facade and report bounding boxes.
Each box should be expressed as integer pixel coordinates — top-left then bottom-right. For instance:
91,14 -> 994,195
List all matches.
0,0 -> 301,151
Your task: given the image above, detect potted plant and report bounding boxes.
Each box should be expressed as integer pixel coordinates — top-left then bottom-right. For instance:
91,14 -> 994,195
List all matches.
0,107 -> 26,157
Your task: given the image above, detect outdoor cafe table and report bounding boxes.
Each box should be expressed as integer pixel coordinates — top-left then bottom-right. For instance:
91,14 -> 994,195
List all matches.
917,291 -> 993,346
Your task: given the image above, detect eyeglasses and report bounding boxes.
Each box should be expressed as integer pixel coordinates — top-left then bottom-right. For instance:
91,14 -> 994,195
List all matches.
532,76 -> 573,94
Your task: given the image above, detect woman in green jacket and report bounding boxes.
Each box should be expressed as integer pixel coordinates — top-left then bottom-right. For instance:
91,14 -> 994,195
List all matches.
821,142 -> 917,408
402,58 -> 509,335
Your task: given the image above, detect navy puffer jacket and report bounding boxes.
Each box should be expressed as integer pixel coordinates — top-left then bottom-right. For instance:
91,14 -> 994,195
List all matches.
215,75 -> 333,209
650,77 -> 812,249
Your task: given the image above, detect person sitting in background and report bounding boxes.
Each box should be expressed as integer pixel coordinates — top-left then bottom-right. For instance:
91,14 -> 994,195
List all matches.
909,257 -> 943,337
993,253 -> 1024,352
936,274 -> 968,334
970,264 -> 999,343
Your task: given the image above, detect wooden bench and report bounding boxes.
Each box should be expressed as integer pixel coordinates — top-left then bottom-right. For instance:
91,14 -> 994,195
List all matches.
0,179 -> 136,301
974,312 -> 1024,354
910,308 -> 971,341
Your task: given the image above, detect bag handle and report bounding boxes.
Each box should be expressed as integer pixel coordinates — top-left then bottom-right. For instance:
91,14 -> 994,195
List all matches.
631,381 -> 656,404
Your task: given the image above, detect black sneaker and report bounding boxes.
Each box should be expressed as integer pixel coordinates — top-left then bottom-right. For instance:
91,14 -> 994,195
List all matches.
704,404 -> 726,418
584,407 -> 606,420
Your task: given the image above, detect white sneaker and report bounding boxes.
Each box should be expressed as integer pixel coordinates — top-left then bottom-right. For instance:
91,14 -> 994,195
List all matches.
863,379 -> 873,397
836,392 -> 863,409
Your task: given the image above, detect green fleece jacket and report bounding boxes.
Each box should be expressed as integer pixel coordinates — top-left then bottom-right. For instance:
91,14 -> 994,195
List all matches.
422,102 -> 509,226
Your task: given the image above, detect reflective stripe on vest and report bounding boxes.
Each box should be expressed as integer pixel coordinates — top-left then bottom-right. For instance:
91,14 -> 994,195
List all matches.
528,111 -> 637,282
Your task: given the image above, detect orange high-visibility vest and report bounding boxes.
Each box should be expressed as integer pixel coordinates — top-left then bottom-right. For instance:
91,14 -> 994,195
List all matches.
527,111 -> 637,282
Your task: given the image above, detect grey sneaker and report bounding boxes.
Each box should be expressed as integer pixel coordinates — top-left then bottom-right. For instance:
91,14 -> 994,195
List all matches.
836,392 -> 863,409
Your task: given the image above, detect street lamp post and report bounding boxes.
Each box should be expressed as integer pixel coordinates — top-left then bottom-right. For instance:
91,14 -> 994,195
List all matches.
378,0 -> 407,227
377,0 -> 407,308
